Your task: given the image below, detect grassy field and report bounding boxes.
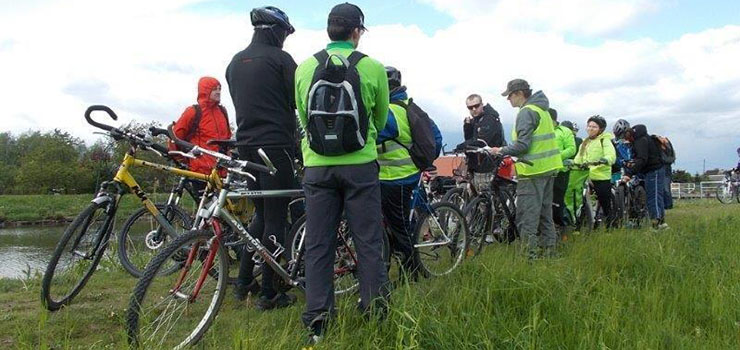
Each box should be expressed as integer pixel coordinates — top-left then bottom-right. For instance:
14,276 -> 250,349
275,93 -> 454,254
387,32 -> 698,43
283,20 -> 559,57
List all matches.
0,200 -> 738,349
0,194 -> 198,223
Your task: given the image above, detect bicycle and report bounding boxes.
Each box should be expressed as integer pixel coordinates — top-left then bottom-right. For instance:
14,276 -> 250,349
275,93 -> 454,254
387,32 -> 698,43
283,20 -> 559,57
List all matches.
462,147 -> 528,256
40,106 -> 222,312
716,170 -> 740,204
126,130 -> 313,349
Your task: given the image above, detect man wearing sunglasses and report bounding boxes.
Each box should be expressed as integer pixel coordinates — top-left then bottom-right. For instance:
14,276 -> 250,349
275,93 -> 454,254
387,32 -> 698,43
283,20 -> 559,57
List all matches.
462,94 -> 506,174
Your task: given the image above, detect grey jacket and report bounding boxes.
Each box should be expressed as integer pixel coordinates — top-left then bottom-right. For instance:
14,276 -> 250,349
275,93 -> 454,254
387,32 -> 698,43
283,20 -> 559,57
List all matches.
500,90 -> 549,157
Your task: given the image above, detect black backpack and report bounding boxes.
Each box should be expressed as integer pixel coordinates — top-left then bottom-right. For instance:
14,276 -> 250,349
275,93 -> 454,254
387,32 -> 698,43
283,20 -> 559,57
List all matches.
184,104 -> 229,142
651,135 -> 676,165
390,99 -> 439,170
305,50 -> 368,156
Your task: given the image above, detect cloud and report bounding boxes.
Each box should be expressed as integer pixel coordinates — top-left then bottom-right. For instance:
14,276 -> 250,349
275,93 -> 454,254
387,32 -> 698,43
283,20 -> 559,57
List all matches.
1,1 -> 738,172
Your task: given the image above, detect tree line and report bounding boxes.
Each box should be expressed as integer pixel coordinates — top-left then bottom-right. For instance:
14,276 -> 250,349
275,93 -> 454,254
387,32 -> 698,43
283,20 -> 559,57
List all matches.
0,122 -> 178,195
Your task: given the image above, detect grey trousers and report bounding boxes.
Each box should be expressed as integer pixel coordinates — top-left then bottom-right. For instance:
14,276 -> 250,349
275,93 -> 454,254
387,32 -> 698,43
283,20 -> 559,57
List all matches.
515,174 -> 557,252
301,162 -> 390,327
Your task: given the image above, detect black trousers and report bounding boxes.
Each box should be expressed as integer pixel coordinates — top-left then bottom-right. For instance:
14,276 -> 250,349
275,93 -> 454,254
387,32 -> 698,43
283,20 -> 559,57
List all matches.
236,147 -> 296,298
592,180 -> 614,228
301,162 -> 390,327
552,170 -> 570,226
380,182 -> 418,273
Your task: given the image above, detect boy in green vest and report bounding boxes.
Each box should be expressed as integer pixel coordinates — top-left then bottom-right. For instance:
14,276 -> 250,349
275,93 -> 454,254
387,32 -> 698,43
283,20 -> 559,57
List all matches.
294,3 -> 390,343
489,79 -> 563,259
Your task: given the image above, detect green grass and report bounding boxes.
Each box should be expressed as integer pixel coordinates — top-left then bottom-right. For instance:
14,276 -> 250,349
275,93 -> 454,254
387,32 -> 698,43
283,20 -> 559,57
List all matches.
0,194 -> 197,223
0,200 -> 738,349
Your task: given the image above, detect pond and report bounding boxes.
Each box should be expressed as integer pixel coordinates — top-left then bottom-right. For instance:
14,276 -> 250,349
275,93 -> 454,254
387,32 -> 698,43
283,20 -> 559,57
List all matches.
0,225 -> 67,279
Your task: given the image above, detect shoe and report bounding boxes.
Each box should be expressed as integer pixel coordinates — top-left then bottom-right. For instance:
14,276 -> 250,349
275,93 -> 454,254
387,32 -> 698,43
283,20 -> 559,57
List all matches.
485,234 -> 495,243
306,312 -> 329,346
255,293 -> 296,311
233,280 -> 260,301
658,222 -> 669,230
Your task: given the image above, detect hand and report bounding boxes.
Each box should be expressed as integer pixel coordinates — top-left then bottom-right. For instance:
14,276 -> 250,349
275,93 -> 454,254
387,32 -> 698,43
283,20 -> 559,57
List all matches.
488,147 -> 501,155
563,159 -> 574,166
464,116 -> 473,124
621,175 -> 631,182
598,158 -> 609,165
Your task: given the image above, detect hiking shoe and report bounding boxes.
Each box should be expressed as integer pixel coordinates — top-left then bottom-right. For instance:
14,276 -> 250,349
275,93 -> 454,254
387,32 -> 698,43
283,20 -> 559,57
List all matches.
233,280 -> 260,301
485,233 -> 495,243
255,293 -> 296,311
658,222 -> 669,230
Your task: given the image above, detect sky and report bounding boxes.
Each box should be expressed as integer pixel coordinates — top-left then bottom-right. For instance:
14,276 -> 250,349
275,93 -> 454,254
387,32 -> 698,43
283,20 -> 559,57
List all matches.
1,0 -> 739,173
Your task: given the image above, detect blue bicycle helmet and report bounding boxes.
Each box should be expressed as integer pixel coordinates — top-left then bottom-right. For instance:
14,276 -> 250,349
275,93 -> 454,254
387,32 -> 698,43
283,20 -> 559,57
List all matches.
251,6 -> 295,34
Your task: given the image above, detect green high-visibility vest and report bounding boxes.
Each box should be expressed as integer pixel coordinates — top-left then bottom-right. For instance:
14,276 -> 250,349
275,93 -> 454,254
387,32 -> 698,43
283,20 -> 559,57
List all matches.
511,104 -> 563,176
377,102 -> 419,180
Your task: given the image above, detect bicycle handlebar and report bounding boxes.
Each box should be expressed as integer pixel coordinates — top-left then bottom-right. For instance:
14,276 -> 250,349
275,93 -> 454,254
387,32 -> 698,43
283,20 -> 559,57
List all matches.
167,123 -> 196,152
85,105 -> 118,131
465,146 -> 534,166
149,126 -> 169,138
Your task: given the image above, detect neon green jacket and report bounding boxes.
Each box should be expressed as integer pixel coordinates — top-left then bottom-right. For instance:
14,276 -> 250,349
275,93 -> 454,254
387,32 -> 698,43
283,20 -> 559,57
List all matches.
295,41 -> 389,167
574,131 -> 616,181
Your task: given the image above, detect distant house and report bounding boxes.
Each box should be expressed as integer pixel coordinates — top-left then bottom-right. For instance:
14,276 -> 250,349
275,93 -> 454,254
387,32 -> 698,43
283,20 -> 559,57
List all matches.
433,155 -> 466,178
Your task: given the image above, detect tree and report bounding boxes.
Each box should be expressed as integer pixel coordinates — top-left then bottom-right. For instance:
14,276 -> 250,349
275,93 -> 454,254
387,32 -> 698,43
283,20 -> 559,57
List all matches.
671,169 -> 693,183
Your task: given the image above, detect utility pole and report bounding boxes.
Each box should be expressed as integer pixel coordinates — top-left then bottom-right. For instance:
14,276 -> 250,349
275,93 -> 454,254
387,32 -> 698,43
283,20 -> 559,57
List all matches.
703,159 -> 706,175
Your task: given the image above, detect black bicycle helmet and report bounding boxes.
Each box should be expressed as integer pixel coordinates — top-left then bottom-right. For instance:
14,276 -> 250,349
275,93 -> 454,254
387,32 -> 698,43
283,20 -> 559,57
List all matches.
587,115 -> 607,130
560,120 -> 575,131
250,6 -> 295,34
613,119 -> 630,138
385,66 -> 402,90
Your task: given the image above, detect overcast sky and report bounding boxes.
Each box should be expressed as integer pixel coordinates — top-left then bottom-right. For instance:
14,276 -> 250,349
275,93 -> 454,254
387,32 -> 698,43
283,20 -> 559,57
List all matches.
2,0 -> 739,173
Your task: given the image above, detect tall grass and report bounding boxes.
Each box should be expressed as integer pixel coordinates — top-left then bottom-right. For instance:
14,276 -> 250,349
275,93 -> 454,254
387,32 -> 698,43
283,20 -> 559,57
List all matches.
1,200 -> 738,349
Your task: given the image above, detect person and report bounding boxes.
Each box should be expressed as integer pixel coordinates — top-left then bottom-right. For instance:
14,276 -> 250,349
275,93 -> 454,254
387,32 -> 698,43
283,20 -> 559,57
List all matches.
611,119 -> 633,183
170,76 -> 232,182
225,6 -> 298,309
488,79 -> 562,259
376,66 -> 439,280
573,115 -> 616,228
735,147 -> 740,172
653,135 -> 675,209
550,108 -> 576,231
624,124 -> 667,229
295,2 -> 390,342
462,94 -> 506,174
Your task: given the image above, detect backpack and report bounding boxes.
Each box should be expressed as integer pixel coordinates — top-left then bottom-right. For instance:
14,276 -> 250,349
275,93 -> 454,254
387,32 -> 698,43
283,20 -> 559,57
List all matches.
305,50 -> 368,156
184,104 -> 229,142
651,135 -> 676,165
390,98 -> 441,170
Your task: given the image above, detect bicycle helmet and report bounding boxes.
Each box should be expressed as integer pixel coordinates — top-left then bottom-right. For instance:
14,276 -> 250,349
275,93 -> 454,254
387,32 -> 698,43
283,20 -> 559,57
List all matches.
250,6 -> 295,34
560,120 -> 575,131
613,119 -> 630,138
385,66 -> 402,90
587,115 -> 606,130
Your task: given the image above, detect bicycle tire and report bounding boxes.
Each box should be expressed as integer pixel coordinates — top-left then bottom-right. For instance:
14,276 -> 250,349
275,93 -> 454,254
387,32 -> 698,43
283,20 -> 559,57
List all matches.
632,185 -> 649,228
41,201 -> 113,311
492,189 -> 517,243
613,186 -> 626,228
126,229 -> 227,349
415,202 -> 469,276
442,186 -> 467,210
577,195 -> 594,234
462,196 -> 491,257
716,184 -> 735,204
117,204 -> 192,278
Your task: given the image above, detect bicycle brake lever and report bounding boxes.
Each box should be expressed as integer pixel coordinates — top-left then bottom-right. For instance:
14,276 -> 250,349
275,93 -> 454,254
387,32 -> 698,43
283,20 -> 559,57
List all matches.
168,151 -> 196,159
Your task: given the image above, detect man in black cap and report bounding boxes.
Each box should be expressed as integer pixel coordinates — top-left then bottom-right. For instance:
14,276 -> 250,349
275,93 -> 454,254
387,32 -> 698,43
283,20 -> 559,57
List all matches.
294,2 -> 390,343
225,6 -> 299,310
489,79 -> 562,259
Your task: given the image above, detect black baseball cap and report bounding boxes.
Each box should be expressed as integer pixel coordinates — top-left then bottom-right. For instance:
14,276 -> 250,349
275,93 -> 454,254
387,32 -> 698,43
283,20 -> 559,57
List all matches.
501,79 -> 530,97
328,2 -> 367,31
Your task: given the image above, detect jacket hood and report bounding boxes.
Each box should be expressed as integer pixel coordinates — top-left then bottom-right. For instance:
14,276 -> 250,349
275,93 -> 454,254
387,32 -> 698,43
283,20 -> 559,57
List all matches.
482,104 -> 500,120
524,90 -> 549,110
632,124 -> 648,139
390,85 -> 408,102
252,27 -> 288,48
197,77 -> 220,107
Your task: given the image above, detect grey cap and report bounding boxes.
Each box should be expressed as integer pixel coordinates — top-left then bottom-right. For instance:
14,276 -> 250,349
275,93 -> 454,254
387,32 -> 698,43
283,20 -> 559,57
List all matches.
501,79 -> 530,97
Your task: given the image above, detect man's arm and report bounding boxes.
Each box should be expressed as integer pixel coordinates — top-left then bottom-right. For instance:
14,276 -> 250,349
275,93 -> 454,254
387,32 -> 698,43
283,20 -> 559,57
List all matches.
499,109 -> 538,157
376,110 -> 398,144
282,54 -> 298,110
463,119 -> 474,140
372,61 -> 389,132
562,132 -> 576,160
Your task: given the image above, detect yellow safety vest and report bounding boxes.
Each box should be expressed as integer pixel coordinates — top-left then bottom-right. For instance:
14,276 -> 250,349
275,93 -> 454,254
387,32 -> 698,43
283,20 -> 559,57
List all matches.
377,102 -> 420,180
511,104 -> 563,176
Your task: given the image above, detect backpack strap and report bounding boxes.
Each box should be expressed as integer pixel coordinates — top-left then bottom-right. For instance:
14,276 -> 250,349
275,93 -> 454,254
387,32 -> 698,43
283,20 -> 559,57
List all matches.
185,104 -> 202,142
313,50 -> 330,67
218,105 -> 229,127
347,51 -> 366,67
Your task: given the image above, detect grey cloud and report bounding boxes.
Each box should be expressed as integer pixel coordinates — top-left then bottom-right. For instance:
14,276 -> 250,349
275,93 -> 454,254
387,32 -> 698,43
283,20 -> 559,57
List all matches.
62,79 -> 112,104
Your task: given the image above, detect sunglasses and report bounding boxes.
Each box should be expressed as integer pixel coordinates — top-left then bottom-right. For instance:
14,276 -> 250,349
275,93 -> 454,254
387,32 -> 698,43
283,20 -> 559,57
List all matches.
466,103 -> 481,110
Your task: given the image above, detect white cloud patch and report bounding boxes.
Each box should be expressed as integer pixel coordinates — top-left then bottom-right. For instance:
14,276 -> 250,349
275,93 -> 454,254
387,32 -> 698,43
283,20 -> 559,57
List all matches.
1,0 -> 739,172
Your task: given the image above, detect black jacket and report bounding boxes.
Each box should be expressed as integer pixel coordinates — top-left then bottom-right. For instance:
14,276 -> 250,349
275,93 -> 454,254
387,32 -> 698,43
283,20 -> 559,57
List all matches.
462,104 -> 505,173
226,30 -> 297,148
628,124 -> 663,176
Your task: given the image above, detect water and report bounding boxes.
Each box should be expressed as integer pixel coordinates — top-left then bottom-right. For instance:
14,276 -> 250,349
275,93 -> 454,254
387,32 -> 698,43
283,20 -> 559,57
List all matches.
0,225 -> 67,279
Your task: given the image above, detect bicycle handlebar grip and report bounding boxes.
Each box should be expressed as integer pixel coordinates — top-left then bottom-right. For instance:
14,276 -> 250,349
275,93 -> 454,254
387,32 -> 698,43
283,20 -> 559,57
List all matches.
242,161 -> 272,175
84,105 -> 118,131
150,142 -> 169,155
166,123 -> 195,152
149,126 -> 170,138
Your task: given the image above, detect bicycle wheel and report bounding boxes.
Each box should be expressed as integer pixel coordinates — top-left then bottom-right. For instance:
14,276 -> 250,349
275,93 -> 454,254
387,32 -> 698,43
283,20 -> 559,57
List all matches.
716,184 -> 735,204
577,195 -> 594,234
118,204 -> 192,278
442,187 -> 467,210
612,186 -> 626,228
632,186 -> 649,228
415,202 -> 469,276
126,229 -> 227,349
492,190 -> 517,243
41,200 -> 114,311
463,196 -> 491,256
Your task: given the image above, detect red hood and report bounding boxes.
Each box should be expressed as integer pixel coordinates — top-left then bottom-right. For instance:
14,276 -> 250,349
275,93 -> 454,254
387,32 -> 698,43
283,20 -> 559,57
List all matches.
197,76 -> 220,107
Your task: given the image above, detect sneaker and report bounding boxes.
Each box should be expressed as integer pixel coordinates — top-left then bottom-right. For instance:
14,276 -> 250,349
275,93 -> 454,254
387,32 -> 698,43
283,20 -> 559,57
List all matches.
307,312 -> 328,345
658,222 -> 669,230
233,280 -> 260,301
485,234 -> 495,244
255,293 -> 296,311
